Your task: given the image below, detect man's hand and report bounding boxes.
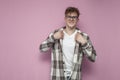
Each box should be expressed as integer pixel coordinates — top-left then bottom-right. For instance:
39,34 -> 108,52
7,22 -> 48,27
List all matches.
75,32 -> 87,45
53,30 -> 64,40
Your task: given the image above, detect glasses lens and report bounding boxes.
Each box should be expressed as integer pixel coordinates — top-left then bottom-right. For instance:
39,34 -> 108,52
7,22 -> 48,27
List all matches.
66,16 -> 78,20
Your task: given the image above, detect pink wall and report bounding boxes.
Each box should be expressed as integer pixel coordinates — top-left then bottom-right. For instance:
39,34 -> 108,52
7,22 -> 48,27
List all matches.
0,0 -> 120,80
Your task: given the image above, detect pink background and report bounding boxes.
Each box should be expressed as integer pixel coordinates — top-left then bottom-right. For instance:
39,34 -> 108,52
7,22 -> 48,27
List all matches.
0,0 -> 120,80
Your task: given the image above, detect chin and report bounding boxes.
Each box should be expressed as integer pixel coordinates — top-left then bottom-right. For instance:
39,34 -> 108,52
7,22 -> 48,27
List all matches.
68,25 -> 76,29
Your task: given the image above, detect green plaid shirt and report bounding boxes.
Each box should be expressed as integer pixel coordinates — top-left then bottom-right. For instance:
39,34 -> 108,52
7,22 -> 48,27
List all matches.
40,27 -> 96,80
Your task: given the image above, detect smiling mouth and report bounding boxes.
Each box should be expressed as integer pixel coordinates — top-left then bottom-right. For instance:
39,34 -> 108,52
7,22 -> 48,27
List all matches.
69,22 -> 75,24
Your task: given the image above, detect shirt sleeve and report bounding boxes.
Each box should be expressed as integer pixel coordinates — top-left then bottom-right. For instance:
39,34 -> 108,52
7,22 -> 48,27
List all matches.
39,31 -> 57,52
81,33 -> 97,62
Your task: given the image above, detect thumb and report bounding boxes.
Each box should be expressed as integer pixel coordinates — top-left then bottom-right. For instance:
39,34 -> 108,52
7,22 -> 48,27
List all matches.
75,32 -> 78,40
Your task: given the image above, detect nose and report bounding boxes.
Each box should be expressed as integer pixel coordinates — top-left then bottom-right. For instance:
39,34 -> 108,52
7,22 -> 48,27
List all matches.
70,17 -> 74,21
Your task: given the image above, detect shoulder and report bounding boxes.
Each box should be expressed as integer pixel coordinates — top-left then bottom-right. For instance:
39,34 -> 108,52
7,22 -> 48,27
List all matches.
76,28 -> 90,39
53,26 -> 65,33
81,32 -> 88,37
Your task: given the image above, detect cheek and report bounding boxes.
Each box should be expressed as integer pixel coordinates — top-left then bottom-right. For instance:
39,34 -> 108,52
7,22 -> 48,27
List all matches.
75,20 -> 78,23
65,19 -> 68,23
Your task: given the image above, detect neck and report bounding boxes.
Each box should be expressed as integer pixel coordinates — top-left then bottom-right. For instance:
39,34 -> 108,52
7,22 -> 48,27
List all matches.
64,26 -> 76,35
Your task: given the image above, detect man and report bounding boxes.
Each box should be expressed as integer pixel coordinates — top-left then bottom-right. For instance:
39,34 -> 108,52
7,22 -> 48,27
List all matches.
40,7 -> 97,80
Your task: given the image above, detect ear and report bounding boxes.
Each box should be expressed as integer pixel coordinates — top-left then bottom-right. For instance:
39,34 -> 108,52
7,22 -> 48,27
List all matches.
64,16 -> 66,20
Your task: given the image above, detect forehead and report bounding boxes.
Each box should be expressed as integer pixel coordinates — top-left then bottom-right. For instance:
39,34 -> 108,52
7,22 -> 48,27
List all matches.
66,12 -> 78,16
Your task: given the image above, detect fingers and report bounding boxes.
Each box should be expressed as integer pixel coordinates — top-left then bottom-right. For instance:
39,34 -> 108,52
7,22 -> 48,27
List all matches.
76,32 -> 82,37
57,30 -> 64,39
75,32 -> 79,38
75,32 -> 79,41
75,32 -> 82,43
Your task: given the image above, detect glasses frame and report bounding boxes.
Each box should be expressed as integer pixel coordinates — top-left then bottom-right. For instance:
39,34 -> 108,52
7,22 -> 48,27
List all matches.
65,16 -> 78,20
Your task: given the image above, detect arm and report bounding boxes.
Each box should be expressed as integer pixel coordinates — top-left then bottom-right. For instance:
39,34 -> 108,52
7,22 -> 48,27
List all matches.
39,32 -> 56,52
81,34 -> 97,62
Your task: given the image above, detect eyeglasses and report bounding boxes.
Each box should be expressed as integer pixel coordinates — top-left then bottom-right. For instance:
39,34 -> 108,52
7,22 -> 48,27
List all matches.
66,16 -> 78,20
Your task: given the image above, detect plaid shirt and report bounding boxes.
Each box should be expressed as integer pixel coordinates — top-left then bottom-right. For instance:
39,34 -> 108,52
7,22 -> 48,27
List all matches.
40,27 -> 96,80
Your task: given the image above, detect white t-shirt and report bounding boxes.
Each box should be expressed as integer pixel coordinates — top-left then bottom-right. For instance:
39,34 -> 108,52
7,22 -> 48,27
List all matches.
62,30 -> 77,77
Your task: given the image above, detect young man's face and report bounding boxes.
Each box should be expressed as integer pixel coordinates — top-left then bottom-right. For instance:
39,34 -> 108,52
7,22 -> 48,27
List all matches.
65,12 -> 79,29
